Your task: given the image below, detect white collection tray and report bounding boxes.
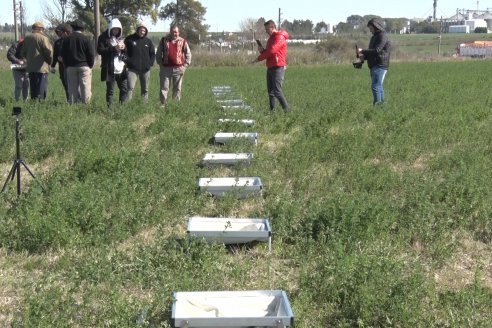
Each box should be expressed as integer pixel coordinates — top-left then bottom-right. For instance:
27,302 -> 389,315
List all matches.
198,177 -> 263,198
187,216 -> 271,249
218,119 -> 256,127
201,153 -> 253,166
216,99 -> 245,105
172,290 -> 294,327
214,132 -> 258,145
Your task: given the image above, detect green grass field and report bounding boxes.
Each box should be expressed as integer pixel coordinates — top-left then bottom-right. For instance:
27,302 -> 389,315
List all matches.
0,61 -> 491,326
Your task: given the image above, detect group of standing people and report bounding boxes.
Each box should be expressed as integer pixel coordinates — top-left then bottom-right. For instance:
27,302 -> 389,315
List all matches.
7,16 -> 390,108
7,19 -> 192,108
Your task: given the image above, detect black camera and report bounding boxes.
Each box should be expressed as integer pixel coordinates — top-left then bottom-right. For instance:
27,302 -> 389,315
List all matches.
353,44 -> 364,69
12,107 -> 22,116
352,60 -> 363,69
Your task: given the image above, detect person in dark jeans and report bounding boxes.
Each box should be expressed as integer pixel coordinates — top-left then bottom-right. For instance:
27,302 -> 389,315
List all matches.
254,20 -> 290,113
20,22 -> 53,101
97,18 -> 128,107
7,38 -> 29,101
358,18 -> 391,105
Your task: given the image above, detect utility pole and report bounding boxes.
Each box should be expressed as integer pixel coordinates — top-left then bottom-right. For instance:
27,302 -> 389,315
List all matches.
94,0 -> 100,63
433,0 -> 437,21
438,16 -> 442,55
176,0 -> 180,26
278,8 -> 282,28
13,0 -> 18,41
19,1 -> 24,37
251,22 -> 255,51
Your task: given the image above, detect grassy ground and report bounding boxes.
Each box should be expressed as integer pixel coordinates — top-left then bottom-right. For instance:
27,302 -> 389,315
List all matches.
0,61 -> 491,327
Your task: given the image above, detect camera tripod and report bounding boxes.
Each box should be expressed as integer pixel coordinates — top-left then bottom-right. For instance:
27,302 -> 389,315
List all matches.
1,108 -> 42,195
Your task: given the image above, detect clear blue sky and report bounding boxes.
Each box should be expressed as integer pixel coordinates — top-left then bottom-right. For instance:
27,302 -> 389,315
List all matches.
0,0 -> 487,32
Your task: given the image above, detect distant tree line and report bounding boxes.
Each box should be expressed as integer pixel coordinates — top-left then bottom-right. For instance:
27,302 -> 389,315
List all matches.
1,23 -> 27,33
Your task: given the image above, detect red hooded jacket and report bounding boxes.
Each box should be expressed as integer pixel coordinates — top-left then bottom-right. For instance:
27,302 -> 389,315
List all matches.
257,30 -> 289,68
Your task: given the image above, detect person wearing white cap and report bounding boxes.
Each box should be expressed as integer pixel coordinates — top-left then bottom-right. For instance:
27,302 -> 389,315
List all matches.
20,22 -> 53,101
124,22 -> 155,102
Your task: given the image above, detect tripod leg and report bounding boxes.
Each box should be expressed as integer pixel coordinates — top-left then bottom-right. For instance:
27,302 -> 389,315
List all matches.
1,161 -> 19,193
19,160 -> 37,179
20,160 -> 44,191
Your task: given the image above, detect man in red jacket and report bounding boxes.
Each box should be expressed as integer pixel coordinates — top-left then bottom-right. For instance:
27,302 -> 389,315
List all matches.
156,25 -> 191,108
255,20 -> 290,113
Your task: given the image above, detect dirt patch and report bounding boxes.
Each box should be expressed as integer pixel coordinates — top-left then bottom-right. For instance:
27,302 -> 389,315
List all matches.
132,113 -> 156,134
0,249 -> 58,327
115,226 -> 160,253
433,232 -> 492,290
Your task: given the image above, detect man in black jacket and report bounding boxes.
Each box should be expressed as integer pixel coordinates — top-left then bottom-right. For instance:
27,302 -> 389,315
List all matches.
124,22 -> 155,102
51,23 -> 72,101
61,20 -> 95,104
358,18 -> 391,105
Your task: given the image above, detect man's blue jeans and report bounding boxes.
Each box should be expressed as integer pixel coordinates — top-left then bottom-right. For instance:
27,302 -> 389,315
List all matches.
370,66 -> 387,105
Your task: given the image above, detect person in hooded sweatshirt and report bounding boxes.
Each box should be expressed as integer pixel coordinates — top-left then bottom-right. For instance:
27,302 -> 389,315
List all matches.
7,38 -> 29,101
358,18 -> 391,106
254,20 -> 290,113
61,20 -> 94,104
124,22 -> 155,102
97,18 -> 128,107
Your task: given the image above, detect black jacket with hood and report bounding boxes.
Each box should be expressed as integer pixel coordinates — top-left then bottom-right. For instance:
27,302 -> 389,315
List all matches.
361,18 -> 391,69
97,18 -> 126,81
7,39 -> 25,66
124,22 -> 156,73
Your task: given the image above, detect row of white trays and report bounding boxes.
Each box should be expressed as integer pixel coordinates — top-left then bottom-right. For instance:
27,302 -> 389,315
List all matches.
188,89 -> 293,328
172,290 -> 294,327
214,132 -> 258,145
187,216 -> 271,250
198,177 -> 262,198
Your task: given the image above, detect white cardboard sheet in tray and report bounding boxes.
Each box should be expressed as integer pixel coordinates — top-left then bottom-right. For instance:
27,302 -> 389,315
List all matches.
171,290 -> 294,327
187,216 -> 271,246
198,177 -> 262,198
214,132 -> 258,145
218,119 -> 256,127
216,99 -> 245,105
221,105 -> 251,110
201,153 -> 253,166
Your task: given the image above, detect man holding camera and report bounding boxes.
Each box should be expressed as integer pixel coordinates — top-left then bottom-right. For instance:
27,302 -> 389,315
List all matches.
358,18 -> 391,106
254,20 -> 290,113
7,38 -> 29,101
